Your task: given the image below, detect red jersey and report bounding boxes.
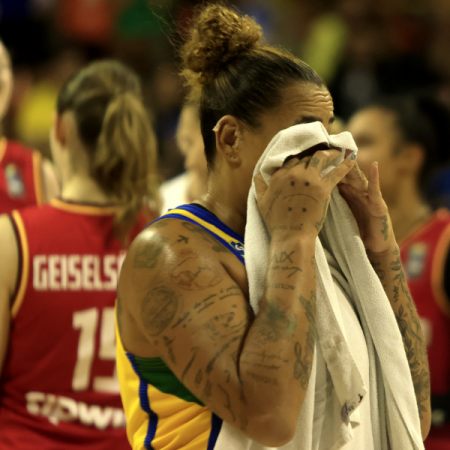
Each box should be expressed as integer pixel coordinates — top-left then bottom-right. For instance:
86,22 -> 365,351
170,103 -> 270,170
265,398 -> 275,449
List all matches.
0,199 -> 151,449
400,208 -> 450,449
0,137 -> 44,214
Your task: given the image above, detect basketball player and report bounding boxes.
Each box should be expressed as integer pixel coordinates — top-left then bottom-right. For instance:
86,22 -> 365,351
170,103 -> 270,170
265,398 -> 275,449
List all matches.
348,96 -> 450,450
0,39 -> 60,213
0,60 -> 159,449
115,4 -> 430,449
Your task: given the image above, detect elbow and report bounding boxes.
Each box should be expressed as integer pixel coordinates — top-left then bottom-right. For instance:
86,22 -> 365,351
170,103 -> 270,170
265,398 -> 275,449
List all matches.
247,413 -> 297,447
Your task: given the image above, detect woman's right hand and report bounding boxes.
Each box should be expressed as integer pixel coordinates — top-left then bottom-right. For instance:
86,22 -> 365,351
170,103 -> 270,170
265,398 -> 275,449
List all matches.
254,149 -> 357,241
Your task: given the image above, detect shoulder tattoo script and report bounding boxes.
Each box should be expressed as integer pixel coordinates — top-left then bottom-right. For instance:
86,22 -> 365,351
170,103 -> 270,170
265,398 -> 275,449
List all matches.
141,286 -> 178,335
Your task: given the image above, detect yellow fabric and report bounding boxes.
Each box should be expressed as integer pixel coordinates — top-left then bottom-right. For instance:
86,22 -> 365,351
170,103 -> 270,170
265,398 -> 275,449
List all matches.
116,315 -> 150,449
116,312 -> 215,450
115,207 -> 244,449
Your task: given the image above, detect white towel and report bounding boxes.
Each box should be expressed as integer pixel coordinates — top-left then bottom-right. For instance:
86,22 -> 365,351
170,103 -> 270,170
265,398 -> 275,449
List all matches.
213,122 -> 424,450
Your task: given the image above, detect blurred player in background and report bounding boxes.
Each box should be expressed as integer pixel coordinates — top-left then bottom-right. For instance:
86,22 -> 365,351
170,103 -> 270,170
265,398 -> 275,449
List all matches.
0,39 -> 60,213
0,60 -> 159,449
160,102 -> 208,213
348,96 -> 450,450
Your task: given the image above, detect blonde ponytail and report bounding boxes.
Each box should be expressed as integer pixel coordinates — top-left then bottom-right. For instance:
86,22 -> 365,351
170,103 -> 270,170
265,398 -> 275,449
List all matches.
94,92 -> 160,234
56,60 -> 160,240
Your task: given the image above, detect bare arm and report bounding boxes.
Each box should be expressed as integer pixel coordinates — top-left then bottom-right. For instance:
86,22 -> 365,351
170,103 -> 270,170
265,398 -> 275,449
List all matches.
0,215 -> 19,375
118,150 -> 355,446
339,162 -> 431,439
369,244 -> 431,438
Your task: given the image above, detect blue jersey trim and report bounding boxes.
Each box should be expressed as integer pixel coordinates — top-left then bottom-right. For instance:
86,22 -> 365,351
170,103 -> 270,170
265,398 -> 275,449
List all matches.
152,204 -> 245,265
127,354 -> 158,450
161,213 -> 245,265
174,204 -> 244,243
207,413 -> 223,450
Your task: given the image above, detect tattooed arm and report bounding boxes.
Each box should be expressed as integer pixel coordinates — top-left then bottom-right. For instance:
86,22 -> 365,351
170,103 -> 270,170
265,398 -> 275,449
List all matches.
119,221 -> 316,447
118,150 -> 356,447
369,246 -> 431,438
339,162 -> 431,439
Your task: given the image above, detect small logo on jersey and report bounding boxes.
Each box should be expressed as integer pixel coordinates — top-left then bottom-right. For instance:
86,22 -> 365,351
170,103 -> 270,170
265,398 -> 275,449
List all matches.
5,163 -> 25,197
406,243 -> 428,279
231,241 -> 245,256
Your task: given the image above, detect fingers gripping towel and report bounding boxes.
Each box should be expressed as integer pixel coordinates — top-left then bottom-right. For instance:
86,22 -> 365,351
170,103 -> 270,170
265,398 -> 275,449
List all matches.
213,122 -> 424,450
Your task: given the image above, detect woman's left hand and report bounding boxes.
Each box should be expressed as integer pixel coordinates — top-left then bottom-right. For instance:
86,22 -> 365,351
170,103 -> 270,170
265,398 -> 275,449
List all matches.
338,160 -> 397,254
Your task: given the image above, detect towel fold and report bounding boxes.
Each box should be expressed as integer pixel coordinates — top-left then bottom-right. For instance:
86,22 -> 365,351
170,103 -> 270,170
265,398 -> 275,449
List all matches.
214,122 -> 424,450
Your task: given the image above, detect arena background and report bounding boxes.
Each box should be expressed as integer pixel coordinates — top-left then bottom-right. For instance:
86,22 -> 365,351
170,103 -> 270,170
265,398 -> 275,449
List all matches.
1,0 -> 449,181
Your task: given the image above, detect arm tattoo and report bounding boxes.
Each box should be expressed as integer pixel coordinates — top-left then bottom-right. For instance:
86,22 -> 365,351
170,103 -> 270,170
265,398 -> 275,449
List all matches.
141,286 -> 178,335
206,335 -> 243,374
163,336 -> 176,365
391,250 -> 407,301
269,265 -> 302,278
309,156 -> 320,168
265,188 -> 282,221
299,291 -> 316,354
181,221 -> 229,253
381,215 -> 389,241
293,342 -> 310,389
181,347 -> 198,381
218,384 -> 236,422
371,261 -> 385,282
134,236 -> 169,268
265,283 -> 295,290
219,285 -> 241,300
395,304 -> 430,418
202,379 -> 212,402
245,370 -> 278,385
170,250 -> 223,290
194,369 -> 203,387
390,247 -> 430,419
171,312 -> 191,329
254,301 -> 297,344
294,292 -> 316,389
270,251 -> 294,263
202,311 -> 246,342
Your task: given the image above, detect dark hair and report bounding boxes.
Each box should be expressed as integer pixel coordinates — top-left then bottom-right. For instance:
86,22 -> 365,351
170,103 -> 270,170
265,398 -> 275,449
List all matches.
368,96 -> 450,193
180,4 -> 324,169
57,60 -> 160,236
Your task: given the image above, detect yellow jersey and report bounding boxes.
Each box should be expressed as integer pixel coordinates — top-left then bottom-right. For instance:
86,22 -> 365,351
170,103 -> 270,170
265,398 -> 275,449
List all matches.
116,204 -> 245,449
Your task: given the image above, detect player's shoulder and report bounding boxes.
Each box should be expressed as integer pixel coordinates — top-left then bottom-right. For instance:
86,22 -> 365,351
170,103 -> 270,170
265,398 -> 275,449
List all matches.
132,216 -> 231,258
122,217 -> 232,286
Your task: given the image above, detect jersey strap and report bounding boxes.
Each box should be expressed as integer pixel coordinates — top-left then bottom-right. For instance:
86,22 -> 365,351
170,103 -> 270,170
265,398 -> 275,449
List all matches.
10,210 -> 30,318
154,204 -> 245,265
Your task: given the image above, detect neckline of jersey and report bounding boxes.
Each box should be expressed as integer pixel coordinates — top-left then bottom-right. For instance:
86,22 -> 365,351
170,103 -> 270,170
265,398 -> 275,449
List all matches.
174,203 -> 244,244
51,198 -> 119,215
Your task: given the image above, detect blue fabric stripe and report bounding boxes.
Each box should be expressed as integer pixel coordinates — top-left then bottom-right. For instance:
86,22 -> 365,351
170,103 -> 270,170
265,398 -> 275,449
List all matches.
174,204 -> 244,243
207,414 -> 223,450
127,354 -> 158,450
161,213 -> 245,265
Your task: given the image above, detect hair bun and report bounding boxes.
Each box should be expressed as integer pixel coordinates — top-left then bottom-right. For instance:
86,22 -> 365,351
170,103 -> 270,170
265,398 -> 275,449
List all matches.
181,4 -> 262,85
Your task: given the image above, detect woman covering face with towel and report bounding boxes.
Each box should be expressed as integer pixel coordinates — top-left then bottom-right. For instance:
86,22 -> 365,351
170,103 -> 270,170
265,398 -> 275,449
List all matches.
116,4 -> 430,449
